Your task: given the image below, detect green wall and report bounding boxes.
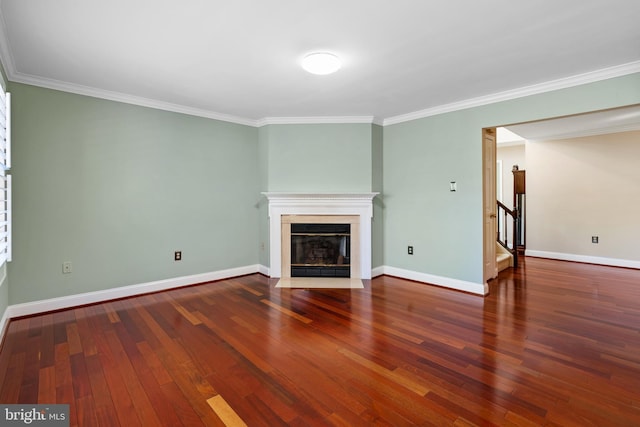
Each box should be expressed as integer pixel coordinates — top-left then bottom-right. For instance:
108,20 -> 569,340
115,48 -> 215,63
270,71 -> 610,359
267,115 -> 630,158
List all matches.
8,83 -> 259,304
371,124 -> 384,268
257,123 -> 381,270
383,73 -> 640,284
262,123 -> 374,192
257,126 -> 270,267
4,70 -> 640,307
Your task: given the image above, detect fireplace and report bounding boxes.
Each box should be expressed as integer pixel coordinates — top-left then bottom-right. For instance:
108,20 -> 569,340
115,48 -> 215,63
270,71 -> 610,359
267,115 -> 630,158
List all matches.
263,193 -> 378,279
291,223 -> 350,277
281,214 -> 360,279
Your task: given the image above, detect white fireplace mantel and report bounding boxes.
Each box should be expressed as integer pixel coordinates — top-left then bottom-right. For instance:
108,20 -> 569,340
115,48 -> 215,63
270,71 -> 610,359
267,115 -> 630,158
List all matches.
263,192 -> 378,279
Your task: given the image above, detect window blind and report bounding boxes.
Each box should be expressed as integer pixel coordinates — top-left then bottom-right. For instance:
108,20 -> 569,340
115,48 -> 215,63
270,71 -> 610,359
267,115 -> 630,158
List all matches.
0,89 -> 11,265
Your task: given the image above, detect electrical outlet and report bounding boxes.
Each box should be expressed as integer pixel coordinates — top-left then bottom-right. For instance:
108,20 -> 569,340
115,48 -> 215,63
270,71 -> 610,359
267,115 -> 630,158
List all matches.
408,246 -> 414,255
174,251 -> 182,261
592,236 -> 599,244
62,262 -> 72,274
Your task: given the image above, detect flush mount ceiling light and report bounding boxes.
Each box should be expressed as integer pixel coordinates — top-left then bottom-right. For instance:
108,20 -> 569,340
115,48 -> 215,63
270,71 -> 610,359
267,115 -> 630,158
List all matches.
301,52 -> 341,75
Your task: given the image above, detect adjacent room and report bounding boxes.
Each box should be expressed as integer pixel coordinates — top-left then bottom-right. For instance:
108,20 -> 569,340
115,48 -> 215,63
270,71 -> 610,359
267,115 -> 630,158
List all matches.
0,1 -> 639,425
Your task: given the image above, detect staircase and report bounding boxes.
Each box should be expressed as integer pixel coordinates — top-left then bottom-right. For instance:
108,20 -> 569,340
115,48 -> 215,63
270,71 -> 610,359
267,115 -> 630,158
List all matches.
496,200 -> 518,271
497,242 -> 514,272
495,168 -> 526,273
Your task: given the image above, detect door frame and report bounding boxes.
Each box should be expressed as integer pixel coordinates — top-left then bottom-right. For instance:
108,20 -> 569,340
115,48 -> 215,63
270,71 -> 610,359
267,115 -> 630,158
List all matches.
482,128 -> 497,288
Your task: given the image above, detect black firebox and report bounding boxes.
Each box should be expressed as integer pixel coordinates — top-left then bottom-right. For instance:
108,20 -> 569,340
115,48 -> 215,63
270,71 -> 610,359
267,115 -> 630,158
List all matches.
290,223 -> 350,277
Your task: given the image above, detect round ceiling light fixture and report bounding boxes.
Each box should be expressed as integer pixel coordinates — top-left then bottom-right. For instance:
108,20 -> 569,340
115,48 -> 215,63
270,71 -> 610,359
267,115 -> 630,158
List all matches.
301,52 -> 341,75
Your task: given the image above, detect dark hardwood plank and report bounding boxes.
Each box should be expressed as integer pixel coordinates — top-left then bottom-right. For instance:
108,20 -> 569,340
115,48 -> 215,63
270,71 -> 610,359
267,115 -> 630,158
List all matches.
17,335 -> 40,403
0,352 -> 24,403
39,313 -> 55,369
37,365 -> 56,404
54,342 -> 77,427
1,257 -> 640,425
84,354 -> 121,426
91,328 -> 140,427
75,395 -> 99,427
102,328 -> 163,426
159,381 -> 206,427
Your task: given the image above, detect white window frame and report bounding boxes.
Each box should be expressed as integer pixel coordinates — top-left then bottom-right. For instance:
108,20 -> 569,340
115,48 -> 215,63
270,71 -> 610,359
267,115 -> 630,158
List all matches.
0,90 -> 11,265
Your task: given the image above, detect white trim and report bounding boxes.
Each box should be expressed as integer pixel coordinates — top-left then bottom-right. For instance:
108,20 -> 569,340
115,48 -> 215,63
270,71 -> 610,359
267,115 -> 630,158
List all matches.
13,59 -> 636,128
0,2 -> 637,133
371,266 -> 385,278
496,159 -> 503,203
526,250 -> 640,270
383,61 -> 640,126
263,192 -> 378,279
0,264 -> 8,337
6,69 -> 382,128
376,265 -> 488,295
8,71 -> 259,127
263,192 -> 379,202
0,307 -> 9,343
258,264 -> 270,276
4,92 -> 9,169
6,174 -> 10,262
4,264 -> 260,320
256,116 -> 379,127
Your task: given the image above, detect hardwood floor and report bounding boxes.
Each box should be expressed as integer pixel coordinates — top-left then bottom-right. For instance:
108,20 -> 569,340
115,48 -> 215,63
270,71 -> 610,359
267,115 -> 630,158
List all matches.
1,257 -> 640,426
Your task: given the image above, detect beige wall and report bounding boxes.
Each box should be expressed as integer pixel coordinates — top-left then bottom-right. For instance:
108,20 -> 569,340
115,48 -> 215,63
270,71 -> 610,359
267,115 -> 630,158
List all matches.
526,130 -> 640,264
497,144 -> 526,209
496,144 -> 526,249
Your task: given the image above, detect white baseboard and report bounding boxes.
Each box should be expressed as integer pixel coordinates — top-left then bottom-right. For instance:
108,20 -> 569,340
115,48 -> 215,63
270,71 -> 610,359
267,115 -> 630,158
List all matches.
4,264 -> 260,321
0,269 -> 8,341
0,308 -> 10,345
0,263 -> 489,335
526,250 -> 640,269
258,264 -> 270,276
371,266 -> 385,278
373,265 -> 488,295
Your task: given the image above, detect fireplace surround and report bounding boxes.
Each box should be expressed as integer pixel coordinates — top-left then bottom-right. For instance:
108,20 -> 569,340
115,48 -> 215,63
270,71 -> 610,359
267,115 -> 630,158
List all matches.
263,193 -> 378,279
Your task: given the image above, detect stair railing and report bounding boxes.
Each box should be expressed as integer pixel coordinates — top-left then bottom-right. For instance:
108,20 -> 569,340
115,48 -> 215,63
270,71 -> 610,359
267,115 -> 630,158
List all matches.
497,200 -> 518,268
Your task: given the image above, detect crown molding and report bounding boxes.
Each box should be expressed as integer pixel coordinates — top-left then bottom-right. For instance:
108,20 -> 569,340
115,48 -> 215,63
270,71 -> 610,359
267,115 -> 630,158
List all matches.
8,71 -> 260,127
0,7 -> 638,131
256,116 -> 378,127
4,60 -> 640,129
383,60 -> 640,126
6,67 -> 383,127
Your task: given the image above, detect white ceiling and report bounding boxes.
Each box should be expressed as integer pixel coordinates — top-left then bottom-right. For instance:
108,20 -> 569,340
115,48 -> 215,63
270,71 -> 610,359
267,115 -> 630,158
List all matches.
1,0 -> 639,126
504,105 -> 640,141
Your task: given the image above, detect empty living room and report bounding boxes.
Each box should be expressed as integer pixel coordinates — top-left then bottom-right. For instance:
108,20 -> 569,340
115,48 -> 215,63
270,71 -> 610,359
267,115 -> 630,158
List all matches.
0,1 -> 639,426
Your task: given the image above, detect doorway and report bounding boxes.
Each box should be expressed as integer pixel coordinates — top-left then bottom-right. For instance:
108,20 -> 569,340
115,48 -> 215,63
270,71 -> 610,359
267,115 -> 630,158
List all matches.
483,105 -> 640,288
